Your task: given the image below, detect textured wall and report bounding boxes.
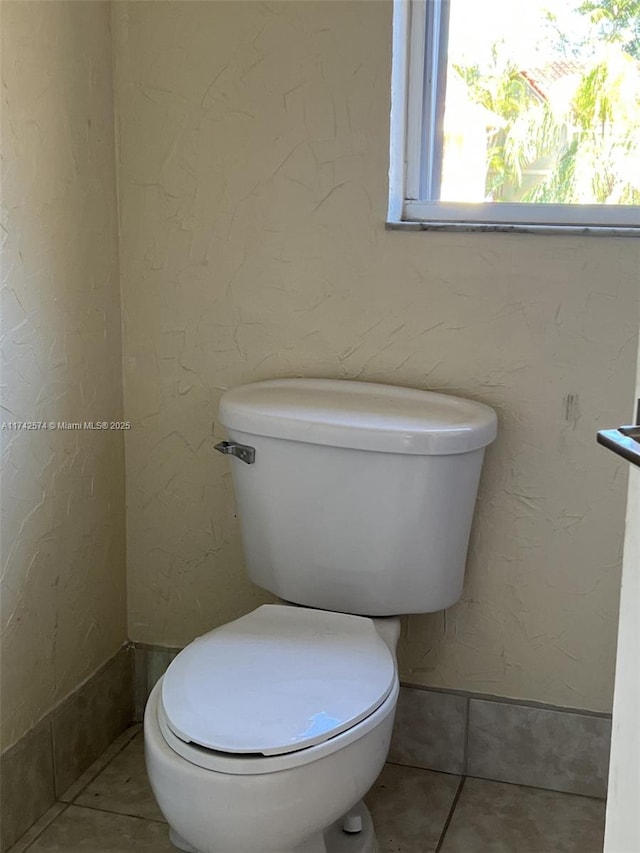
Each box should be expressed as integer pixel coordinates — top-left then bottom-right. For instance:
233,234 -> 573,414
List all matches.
1,2 -> 127,750
114,1 -> 639,713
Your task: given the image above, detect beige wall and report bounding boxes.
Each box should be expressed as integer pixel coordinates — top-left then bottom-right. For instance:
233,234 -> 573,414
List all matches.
114,0 -> 639,714
0,1 -> 127,750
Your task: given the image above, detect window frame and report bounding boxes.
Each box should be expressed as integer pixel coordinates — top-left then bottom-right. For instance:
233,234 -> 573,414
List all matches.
388,0 -> 640,231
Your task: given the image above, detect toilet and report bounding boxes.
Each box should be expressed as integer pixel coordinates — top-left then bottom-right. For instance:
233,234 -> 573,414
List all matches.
144,379 -> 497,853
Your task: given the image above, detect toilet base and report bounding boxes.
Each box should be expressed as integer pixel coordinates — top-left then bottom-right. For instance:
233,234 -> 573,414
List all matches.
170,828 -> 198,852
169,800 -> 377,853
322,801 -> 377,853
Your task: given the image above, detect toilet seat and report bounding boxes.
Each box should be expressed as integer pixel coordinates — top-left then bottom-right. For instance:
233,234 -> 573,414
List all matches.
161,604 -> 395,758
156,674 -> 400,776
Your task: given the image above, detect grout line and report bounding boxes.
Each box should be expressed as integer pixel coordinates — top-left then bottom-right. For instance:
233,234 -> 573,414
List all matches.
61,802 -> 167,825
463,696 -> 470,775
396,681 -> 612,720
385,760 -> 462,778
462,772 -> 607,802
133,647 -> 147,723
60,724 -> 141,804
434,776 -> 466,853
10,727 -> 155,852
48,717 -> 58,803
8,802 -> 72,853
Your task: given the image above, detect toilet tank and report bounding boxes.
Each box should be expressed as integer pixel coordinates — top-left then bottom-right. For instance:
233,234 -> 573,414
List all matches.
218,379 -> 497,616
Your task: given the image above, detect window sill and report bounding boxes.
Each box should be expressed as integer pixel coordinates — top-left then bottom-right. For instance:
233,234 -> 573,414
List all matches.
385,220 -> 639,237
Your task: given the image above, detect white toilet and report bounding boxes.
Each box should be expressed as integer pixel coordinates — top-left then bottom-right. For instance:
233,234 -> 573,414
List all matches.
144,379 -> 497,853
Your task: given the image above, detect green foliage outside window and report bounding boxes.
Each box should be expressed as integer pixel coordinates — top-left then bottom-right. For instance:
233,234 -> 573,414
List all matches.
452,0 -> 640,205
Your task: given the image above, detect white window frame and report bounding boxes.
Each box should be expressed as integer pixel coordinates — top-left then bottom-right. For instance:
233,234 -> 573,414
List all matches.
388,0 -> 640,231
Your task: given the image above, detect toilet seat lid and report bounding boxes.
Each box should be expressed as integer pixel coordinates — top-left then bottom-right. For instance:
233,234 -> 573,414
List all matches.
160,605 -> 396,756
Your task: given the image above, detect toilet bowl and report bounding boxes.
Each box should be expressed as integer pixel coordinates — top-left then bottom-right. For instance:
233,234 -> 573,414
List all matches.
145,605 -> 401,853
144,378 -> 497,853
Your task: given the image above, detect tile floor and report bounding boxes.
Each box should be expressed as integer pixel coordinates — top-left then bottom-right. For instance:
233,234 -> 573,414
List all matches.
9,725 -> 606,853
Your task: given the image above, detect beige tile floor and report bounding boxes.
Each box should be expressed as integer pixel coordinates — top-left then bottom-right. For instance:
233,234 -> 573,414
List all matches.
9,725 -> 606,853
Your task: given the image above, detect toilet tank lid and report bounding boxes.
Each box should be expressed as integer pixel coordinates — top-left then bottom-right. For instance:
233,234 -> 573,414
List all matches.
160,605 -> 395,756
219,379 -> 497,455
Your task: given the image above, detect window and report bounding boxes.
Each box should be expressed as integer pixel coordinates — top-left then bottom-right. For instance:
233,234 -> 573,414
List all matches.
389,0 -> 640,230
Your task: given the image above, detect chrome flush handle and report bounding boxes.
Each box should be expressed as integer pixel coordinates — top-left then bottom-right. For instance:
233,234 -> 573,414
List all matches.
214,441 -> 255,464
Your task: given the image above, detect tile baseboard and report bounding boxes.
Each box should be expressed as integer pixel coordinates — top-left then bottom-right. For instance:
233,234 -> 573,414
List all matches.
132,643 -> 181,723
0,720 -> 55,853
389,686 -> 467,775
466,697 -> 611,799
390,686 -> 611,799
0,645 -> 134,853
133,643 -> 612,800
